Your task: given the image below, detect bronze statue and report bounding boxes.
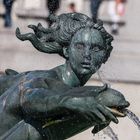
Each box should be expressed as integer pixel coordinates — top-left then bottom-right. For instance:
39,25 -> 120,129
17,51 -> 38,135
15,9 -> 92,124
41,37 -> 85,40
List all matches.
0,13 -> 129,140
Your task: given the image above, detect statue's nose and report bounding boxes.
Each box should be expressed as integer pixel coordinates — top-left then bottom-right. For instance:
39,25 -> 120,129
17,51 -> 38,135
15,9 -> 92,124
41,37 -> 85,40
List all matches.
84,55 -> 91,60
84,48 -> 91,60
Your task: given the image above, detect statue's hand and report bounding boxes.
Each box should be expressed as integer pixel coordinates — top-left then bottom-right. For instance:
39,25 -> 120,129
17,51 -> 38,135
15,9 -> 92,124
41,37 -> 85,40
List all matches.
16,27 -> 35,41
28,23 -> 45,38
60,96 -> 118,124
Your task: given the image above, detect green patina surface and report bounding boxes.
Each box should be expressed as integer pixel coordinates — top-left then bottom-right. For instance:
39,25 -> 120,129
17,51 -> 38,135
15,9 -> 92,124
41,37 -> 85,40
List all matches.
0,13 -> 129,140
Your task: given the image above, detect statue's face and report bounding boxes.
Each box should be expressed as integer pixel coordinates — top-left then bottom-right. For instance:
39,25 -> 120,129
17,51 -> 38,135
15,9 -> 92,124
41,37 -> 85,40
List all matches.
68,28 -> 106,76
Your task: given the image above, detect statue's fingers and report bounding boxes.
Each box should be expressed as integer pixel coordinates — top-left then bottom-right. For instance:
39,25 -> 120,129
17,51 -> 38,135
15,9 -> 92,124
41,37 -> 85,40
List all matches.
38,23 -> 54,33
16,28 -> 33,41
84,112 -> 95,122
15,27 -> 21,36
37,23 -> 47,32
28,25 -> 37,31
98,105 -> 119,124
38,23 -> 42,28
83,113 -> 92,122
92,109 -> 106,122
92,123 -> 109,134
16,28 -> 24,40
37,23 -> 44,30
92,125 -> 100,134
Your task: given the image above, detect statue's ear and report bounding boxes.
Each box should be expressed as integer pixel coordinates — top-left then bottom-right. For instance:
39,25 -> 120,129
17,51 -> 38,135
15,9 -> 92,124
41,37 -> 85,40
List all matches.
63,47 -> 69,59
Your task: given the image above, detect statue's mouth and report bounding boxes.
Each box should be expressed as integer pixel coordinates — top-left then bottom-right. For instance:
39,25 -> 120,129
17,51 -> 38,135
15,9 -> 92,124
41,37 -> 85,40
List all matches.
106,102 -> 130,117
81,62 -> 91,69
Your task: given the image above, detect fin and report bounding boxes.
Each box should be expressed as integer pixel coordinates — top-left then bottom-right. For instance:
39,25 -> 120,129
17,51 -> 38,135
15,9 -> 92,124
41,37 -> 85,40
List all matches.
5,69 -> 19,75
97,84 -> 108,93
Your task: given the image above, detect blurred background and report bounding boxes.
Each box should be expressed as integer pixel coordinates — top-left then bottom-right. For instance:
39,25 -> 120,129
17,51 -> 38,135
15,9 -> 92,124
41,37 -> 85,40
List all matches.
0,0 -> 140,139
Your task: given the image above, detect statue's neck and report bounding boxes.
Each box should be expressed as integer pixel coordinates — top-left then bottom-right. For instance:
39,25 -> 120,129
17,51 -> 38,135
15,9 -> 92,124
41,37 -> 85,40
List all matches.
57,61 -> 92,87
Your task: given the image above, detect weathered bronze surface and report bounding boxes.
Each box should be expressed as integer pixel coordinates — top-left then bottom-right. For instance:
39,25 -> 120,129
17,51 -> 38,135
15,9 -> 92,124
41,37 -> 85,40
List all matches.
0,13 -> 129,140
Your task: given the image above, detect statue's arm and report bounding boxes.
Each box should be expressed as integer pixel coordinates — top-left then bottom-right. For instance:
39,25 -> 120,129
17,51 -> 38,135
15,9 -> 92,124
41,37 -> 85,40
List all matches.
3,76 -> 118,124
20,87 -> 118,124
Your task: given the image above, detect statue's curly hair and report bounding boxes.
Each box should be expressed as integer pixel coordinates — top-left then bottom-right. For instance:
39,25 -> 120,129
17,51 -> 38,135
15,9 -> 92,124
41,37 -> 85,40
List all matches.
16,13 -> 113,63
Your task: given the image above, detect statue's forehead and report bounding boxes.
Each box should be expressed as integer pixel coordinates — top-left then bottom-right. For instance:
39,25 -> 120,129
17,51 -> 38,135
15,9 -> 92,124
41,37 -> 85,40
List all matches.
72,29 -> 104,46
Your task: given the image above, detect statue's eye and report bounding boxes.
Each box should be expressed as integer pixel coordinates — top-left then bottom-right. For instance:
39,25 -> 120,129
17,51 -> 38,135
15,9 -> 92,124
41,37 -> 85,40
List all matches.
91,46 -> 100,52
76,44 -> 84,49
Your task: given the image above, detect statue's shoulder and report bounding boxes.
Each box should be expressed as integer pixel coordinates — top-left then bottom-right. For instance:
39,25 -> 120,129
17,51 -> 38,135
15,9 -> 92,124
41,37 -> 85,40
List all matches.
24,69 -> 59,79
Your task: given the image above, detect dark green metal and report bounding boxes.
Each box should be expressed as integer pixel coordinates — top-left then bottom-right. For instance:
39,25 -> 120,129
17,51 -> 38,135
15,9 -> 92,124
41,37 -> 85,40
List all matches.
0,13 -> 129,140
